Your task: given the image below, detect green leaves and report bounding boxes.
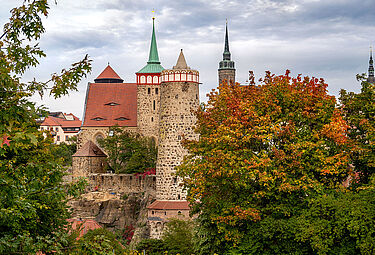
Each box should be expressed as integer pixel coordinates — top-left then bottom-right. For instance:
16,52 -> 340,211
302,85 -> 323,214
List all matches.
98,126 -> 157,174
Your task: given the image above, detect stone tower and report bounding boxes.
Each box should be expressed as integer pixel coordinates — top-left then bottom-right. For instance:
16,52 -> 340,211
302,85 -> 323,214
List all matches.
156,49 -> 200,200
136,17 -> 164,143
218,21 -> 236,85
367,47 -> 375,83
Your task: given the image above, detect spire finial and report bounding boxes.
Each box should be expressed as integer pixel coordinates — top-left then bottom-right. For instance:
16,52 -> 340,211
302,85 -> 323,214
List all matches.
223,20 -> 231,60
152,9 -> 155,20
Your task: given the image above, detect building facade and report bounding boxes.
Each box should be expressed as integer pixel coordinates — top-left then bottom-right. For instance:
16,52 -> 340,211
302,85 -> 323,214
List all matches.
39,112 -> 81,144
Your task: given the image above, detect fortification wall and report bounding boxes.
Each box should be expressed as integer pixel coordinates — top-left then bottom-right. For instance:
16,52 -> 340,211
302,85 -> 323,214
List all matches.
86,173 -> 156,196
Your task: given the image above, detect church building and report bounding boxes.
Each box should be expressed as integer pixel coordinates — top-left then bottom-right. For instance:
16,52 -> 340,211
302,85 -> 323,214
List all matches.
74,18 -> 236,238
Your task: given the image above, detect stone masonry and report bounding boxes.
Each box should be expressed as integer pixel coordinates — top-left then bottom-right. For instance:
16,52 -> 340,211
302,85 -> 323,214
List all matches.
137,84 -> 161,144
156,50 -> 200,200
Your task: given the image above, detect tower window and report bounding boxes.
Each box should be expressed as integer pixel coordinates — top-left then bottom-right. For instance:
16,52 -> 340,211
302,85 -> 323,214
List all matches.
151,117 -> 154,122
148,88 -> 151,94
153,100 -> 156,110
155,88 -> 158,94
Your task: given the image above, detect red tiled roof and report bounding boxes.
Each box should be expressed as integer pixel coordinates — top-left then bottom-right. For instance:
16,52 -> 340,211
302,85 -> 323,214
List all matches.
73,140 -> 107,157
40,114 -> 81,128
67,218 -> 102,239
96,65 -> 122,80
83,83 -> 137,127
147,200 -> 190,210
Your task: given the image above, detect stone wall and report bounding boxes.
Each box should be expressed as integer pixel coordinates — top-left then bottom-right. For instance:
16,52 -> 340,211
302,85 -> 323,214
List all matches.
218,69 -> 235,85
156,80 -> 199,200
87,173 -> 156,196
137,85 -> 160,144
77,126 -> 137,150
72,156 -> 107,177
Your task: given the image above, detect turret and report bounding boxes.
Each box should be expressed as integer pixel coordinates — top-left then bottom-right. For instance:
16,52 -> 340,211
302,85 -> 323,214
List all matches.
136,17 -> 164,142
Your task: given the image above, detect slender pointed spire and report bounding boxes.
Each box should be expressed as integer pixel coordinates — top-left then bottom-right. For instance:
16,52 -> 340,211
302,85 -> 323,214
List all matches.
223,19 -> 231,61
136,16 -> 164,74
173,49 -> 189,69
368,46 -> 375,83
148,17 -> 160,64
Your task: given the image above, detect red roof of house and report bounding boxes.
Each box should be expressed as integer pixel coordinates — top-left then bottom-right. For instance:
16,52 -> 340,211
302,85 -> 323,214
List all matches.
67,218 -> 102,239
147,200 -> 190,210
40,114 -> 81,128
96,65 -> 122,80
73,140 -> 107,157
82,83 -> 137,127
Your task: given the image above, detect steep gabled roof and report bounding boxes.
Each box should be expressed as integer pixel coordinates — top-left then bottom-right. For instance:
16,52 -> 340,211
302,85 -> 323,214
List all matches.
82,82 -> 137,127
73,140 -> 106,157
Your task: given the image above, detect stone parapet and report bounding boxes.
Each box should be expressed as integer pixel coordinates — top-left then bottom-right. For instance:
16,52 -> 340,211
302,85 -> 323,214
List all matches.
86,173 -> 156,196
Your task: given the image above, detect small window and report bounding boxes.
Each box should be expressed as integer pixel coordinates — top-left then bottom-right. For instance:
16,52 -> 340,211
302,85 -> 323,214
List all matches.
65,135 -> 69,140
115,117 -> 129,121
153,100 -> 156,110
92,117 -> 106,121
178,211 -> 182,215
55,127 -> 59,132
148,88 -> 151,94
57,136 -> 60,141
178,194 -> 181,200
105,102 -> 120,106
40,127 -> 44,131
155,88 -> 158,94
165,211 -> 167,216
151,117 -> 154,122
152,211 -> 154,215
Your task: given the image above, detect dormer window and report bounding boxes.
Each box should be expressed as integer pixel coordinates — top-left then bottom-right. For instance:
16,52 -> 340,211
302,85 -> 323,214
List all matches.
105,102 -> 120,106
92,117 -> 106,121
115,117 -> 130,121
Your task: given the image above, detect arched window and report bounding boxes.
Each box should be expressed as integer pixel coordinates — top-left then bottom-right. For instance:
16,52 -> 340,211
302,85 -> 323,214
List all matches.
153,76 -> 158,84
140,76 -> 146,83
147,76 -> 152,83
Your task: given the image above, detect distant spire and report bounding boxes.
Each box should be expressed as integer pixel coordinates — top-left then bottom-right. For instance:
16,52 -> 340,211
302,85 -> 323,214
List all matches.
368,46 -> 375,83
173,49 -> 189,69
223,20 -> 231,61
148,16 -> 160,64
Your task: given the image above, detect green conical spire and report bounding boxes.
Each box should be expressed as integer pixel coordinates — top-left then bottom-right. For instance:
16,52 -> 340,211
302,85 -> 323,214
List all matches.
148,18 -> 160,64
137,17 -> 164,74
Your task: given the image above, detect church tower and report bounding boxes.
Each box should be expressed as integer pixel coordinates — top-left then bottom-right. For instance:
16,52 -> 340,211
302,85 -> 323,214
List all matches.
218,21 -> 235,84
367,47 -> 375,83
147,50 -> 200,238
136,17 -> 164,143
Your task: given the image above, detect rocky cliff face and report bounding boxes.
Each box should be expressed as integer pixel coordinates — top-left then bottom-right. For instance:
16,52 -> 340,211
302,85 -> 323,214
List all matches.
69,190 -> 155,245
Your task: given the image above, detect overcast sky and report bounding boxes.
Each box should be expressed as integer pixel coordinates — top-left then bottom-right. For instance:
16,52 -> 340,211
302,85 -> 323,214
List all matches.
1,0 -> 374,119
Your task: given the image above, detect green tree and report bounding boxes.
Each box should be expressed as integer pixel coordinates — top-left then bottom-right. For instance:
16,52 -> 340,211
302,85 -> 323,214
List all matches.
53,137 -> 78,167
0,0 -> 91,253
339,75 -> 375,184
71,228 -> 127,255
178,72 -> 355,254
98,126 -> 157,174
162,218 -> 196,255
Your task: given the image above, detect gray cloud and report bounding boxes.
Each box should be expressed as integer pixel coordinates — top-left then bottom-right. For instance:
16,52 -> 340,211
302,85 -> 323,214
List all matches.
1,0 -> 372,119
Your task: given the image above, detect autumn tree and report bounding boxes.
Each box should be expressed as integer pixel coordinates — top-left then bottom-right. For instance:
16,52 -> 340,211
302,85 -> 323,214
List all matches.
178,72 -> 355,254
0,0 -> 91,253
